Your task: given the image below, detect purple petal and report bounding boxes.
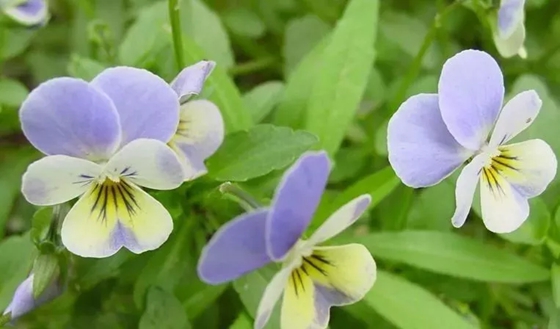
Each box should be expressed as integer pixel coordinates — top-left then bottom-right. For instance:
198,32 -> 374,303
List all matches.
438,50 -> 504,150
387,94 -> 471,188
91,67 -> 179,146
197,209 -> 273,284
3,274 -> 61,320
20,77 -> 121,161
170,61 -> 215,103
266,151 -> 331,261
498,0 -> 525,38
3,0 -> 48,26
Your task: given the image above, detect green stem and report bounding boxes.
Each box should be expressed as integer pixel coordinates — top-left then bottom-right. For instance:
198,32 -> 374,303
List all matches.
168,0 -> 185,70
388,0 -> 464,112
229,57 -> 277,76
219,182 -> 262,211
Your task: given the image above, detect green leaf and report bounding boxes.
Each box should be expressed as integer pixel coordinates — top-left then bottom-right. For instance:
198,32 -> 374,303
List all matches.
75,250 -> 131,289
67,54 -> 106,81
0,149 -> 37,237
352,231 -> 549,283
134,220 -> 194,308
0,78 -> 28,107
139,286 -> 190,329
30,207 -> 52,245
407,179 -> 455,231
0,234 -> 36,310
32,254 -> 58,299
182,35 -> 252,132
182,284 -> 227,320
378,12 -> 440,69
206,125 -> 318,181
499,197 -> 550,245
0,26 -> 35,60
223,8 -> 266,38
305,0 -> 378,155
273,35 -> 329,129
283,15 -> 330,74
230,312 -> 252,329
364,271 -> 477,329
233,265 -> 280,329
552,263 -> 560,308
243,81 -> 285,124
316,166 -> 399,223
184,0 -> 234,69
118,1 -> 168,66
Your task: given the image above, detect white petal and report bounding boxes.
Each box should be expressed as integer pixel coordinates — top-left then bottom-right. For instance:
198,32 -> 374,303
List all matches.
498,0 -> 525,39
489,90 -> 542,147
105,138 -> 184,190
493,19 -> 526,59
254,265 -> 294,329
281,244 -> 376,329
307,195 -> 371,246
480,168 -> 529,233
498,140 -> 557,197
451,154 -> 486,228
61,180 -> 173,258
21,155 -> 102,206
170,100 -> 224,180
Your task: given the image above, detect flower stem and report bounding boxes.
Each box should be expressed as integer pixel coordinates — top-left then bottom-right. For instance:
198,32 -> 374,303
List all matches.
388,0 -> 465,112
168,0 -> 186,70
219,182 -> 262,211
229,57 -> 277,76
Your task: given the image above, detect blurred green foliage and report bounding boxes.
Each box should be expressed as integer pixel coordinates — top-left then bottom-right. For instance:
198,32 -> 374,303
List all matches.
2,0 -> 560,328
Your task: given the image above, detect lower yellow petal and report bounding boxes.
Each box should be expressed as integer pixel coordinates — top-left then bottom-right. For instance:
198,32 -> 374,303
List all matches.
281,244 -> 376,329
61,178 -> 173,258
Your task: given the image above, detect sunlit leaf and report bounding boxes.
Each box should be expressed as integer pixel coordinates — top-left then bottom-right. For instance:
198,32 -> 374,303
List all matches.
305,0 -> 378,155
365,271 -> 478,329
207,125 -> 318,181
351,231 -> 549,283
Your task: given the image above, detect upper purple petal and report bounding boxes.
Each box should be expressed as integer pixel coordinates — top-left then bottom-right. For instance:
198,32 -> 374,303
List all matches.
170,61 -> 215,103
91,67 -> 179,146
438,50 -> 504,151
387,94 -> 471,187
498,0 -> 525,38
20,77 -> 121,161
266,151 -> 331,261
197,209 -> 273,284
3,0 -> 48,26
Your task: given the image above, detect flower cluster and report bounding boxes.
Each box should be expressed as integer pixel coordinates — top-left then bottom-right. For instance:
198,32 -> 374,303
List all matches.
198,152 -> 376,328
388,50 -> 556,233
18,61 -> 223,258
3,47 -> 558,328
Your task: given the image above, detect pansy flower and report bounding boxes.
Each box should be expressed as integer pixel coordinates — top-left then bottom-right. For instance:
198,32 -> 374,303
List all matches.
1,0 -> 48,26
3,274 -> 61,321
388,49 -> 557,233
197,151 -> 376,329
492,0 -> 527,58
167,60 -> 224,180
20,67 -> 186,258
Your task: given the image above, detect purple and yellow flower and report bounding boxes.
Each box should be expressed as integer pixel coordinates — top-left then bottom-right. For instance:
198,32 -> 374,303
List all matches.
20,67 -> 188,258
388,49 -> 557,233
167,60 -> 224,180
493,0 -> 526,58
197,152 -> 376,329
3,274 -> 61,321
1,0 -> 48,26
